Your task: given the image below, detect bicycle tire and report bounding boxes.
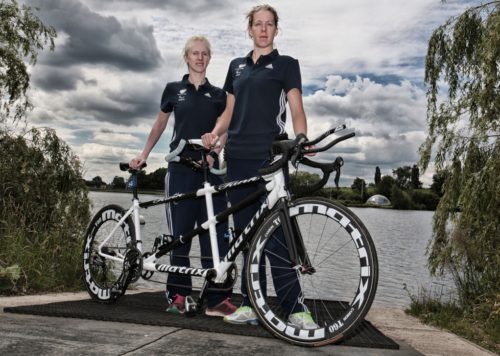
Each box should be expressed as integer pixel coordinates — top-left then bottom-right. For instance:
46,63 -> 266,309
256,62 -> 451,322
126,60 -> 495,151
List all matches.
246,197 -> 378,346
82,204 -> 136,303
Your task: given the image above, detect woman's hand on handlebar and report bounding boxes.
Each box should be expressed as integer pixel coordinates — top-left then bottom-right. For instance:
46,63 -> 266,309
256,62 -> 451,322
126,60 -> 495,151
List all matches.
294,132 -> 316,157
201,132 -> 219,149
303,144 -> 316,156
129,155 -> 146,169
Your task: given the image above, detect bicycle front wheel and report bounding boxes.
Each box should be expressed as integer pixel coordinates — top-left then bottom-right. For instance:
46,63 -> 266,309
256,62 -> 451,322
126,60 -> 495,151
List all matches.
246,197 -> 378,346
82,204 -> 136,303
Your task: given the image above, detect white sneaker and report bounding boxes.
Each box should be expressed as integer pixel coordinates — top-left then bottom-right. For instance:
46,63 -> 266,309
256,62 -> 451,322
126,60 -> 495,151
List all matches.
288,311 -> 319,330
223,306 -> 259,325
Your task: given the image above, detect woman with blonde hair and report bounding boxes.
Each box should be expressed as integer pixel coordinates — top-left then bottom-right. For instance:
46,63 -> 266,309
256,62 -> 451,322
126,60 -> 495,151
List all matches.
130,36 -> 236,317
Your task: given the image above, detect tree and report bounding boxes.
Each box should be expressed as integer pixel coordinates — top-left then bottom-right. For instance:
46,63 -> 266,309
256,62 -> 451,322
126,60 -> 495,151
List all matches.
393,166 -> 412,190
419,2 -> 499,312
148,167 -> 167,189
290,171 -> 321,197
411,164 -> 422,189
374,166 -> 381,186
111,176 -> 126,189
92,176 -> 104,188
390,185 -> 413,210
351,177 -> 366,192
430,170 -> 448,196
0,0 -> 56,124
377,175 -> 395,199
351,177 -> 367,201
0,2 -> 91,294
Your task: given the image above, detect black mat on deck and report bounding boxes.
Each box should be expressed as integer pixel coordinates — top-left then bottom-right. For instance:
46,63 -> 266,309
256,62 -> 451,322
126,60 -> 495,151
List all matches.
4,291 -> 398,349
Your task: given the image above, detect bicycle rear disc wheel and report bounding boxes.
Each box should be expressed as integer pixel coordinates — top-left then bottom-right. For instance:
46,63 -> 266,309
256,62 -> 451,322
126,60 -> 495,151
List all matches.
82,204 -> 136,303
246,197 -> 378,346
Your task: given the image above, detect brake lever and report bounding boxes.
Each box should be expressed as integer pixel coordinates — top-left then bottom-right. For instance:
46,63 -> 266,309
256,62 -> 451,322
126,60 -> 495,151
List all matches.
333,157 -> 344,188
291,133 -> 308,168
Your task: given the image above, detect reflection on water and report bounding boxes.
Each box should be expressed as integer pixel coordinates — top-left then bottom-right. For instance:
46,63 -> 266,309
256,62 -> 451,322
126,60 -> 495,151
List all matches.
89,191 -> 455,308
352,207 -> 455,307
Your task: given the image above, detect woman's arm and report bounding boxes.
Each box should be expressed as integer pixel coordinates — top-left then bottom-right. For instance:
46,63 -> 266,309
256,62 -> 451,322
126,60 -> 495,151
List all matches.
287,88 -> 307,136
130,110 -> 170,168
288,88 -> 315,155
202,93 -> 234,147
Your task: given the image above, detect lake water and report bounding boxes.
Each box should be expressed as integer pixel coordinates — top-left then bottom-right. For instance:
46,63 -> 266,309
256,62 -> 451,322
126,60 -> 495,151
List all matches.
89,191 -> 456,309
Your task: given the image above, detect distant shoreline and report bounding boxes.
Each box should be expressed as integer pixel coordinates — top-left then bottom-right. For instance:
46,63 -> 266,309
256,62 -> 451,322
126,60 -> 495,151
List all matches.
87,188 -> 412,210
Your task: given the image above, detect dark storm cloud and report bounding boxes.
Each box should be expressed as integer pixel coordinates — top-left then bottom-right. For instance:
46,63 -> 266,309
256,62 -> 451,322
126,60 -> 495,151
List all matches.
67,96 -> 155,125
26,0 -> 162,71
32,66 -> 85,91
66,84 -> 159,125
83,0 -> 231,13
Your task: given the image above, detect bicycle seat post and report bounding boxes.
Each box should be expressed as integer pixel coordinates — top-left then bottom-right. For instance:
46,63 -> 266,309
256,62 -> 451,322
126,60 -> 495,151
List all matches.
200,151 -> 210,183
131,171 -> 139,200
119,162 -> 143,201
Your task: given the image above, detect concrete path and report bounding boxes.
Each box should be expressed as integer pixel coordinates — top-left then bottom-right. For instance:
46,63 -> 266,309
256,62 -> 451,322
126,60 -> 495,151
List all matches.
0,290 -> 495,356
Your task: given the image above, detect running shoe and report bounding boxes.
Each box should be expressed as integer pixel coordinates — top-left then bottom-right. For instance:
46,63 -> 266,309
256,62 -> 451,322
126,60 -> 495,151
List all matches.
288,311 -> 319,330
205,297 -> 237,317
166,294 -> 185,314
223,306 -> 259,325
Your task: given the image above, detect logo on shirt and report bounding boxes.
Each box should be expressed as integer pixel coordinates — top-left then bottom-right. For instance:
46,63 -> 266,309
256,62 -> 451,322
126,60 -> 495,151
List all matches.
235,64 -> 246,77
204,92 -> 212,98
177,89 -> 187,102
265,63 -> 273,70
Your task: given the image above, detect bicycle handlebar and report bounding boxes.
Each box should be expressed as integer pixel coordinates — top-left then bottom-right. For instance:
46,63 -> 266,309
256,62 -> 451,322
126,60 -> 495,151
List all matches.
119,162 -> 147,172
301,130 -> 355,155
164,139 -> 226,176
305,124 -> 346,146
164,139 -> 186,162
258,125 -> 354,192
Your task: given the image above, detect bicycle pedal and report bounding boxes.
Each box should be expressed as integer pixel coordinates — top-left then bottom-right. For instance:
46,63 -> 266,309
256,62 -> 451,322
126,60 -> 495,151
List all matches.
184,296 -> 197,317
110,285 -> 123,300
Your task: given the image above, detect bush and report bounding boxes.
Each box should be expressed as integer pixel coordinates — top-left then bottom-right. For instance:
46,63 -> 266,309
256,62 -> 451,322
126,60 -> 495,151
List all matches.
377,175 -> 395,199
290,171 -> 322,197
391,185 -> 415,210
0,128 -> 91,294
337,189 -> 363,205
410,189 -> 440,210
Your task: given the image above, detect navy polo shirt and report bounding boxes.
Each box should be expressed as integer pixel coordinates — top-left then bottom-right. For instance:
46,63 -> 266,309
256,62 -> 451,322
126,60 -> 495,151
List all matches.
223,49 -> 302,160
160,74 -> 226,165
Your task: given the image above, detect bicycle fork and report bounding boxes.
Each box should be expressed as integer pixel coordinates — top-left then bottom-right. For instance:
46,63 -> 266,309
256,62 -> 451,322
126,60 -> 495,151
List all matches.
278,200 -> 315,274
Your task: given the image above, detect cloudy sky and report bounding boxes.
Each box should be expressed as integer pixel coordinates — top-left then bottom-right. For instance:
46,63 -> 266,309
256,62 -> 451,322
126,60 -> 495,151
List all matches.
22,0 -> 476,186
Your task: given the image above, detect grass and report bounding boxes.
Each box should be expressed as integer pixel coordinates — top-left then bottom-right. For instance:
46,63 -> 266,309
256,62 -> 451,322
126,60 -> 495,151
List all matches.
405,285 -> 499,353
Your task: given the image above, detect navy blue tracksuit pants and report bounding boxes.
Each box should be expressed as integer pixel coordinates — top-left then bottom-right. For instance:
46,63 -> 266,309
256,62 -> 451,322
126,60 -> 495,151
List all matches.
164,164 -> 229,308
226,158 -> 306,315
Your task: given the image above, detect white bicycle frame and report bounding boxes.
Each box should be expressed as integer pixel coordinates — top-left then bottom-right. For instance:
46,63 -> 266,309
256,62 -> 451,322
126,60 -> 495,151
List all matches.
96,155 -> 289,284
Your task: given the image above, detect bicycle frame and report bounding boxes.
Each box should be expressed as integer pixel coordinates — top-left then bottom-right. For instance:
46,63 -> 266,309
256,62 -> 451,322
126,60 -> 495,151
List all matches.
96,165 -> 290,285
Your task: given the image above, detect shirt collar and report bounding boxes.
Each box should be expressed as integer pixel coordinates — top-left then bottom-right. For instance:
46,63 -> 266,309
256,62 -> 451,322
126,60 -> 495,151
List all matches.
245,49 -> 279,64
181,74 -> 211,89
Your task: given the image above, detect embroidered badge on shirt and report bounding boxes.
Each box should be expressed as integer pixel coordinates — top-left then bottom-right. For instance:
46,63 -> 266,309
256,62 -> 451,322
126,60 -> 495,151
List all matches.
235,64 -> 246,77
265,63 -> 273,69
177,89 -> 187,102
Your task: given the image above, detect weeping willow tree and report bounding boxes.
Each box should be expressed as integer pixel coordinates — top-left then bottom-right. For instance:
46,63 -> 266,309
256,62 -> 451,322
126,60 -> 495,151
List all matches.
0,0 -> 56,124
419,1 -> 499,316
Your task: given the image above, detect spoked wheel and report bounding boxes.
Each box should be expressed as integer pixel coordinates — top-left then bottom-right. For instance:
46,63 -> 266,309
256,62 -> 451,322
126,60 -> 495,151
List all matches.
82,204 -> 136,303
246,197 -> 378,346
